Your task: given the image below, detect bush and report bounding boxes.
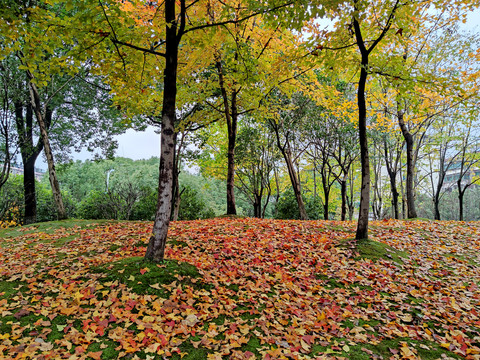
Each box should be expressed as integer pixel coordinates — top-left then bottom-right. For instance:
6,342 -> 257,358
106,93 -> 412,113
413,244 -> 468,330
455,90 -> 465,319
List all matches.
178,185 -> 215,220
77,183 -> 157,221
0,175 -> 24,224
76,190 -> 117,220
36,184 -> 77,222
131,188 -> 157,221
275,188 -> 323,220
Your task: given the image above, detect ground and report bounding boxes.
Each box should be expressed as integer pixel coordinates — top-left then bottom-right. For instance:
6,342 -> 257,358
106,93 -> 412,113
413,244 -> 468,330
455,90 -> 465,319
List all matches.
0,218 -> 479,359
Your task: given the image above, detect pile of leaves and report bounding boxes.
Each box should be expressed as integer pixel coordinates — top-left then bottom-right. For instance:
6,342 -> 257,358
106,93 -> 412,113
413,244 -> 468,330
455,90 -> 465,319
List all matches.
1,218 -> 479,359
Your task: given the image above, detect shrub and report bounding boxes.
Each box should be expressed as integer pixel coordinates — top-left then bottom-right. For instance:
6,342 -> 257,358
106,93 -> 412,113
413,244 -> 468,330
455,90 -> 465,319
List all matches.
274,188 -> 323,220
36,184 -> 77,222
178,185 -> 215,220
0,175 -> 23,224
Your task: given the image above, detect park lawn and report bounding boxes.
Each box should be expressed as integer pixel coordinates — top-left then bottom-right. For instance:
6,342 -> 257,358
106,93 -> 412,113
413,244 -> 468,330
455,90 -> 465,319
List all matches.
0,217 -> 479,359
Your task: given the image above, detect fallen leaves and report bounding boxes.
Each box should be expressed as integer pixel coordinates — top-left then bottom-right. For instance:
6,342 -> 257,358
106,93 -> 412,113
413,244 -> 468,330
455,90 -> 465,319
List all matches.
0,218 -> 480,358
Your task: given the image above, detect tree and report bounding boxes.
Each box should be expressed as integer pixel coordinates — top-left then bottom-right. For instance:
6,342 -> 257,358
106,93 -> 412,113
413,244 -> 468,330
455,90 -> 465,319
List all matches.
235,119 -> 279,217
268,93 -> 311,220
0,57 -> 18,193
1,1 -> 124,223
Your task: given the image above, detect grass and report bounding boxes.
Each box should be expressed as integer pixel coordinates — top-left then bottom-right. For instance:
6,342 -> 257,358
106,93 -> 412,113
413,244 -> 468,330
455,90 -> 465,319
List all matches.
0,219 -> 118,239
355,238 -> 408,264
91,256 -> 213,297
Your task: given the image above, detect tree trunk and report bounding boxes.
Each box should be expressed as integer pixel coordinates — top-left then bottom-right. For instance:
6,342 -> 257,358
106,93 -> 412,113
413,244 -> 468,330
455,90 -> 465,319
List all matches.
284,149 -> 308,220
270,119 -> 308,220
433,194 -> 441,220
458,185 -> 465,221
215,57 -> 237,215
355,58 -> 370,240
323,191 -> 329,220
172,187 -> 184,222
15,101 -> 43,224
253,194 -> 262,218
23,157 -> 37,224
145,0 -> 179,262
340,178 -> 347,221
397,109 -> 417,219
226,104 -> 237,215
28,81 -> 67,220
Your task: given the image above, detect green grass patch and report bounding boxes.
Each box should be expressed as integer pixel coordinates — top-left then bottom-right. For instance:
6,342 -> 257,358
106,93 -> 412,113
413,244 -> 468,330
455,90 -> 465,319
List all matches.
0,219 -> 118,240
310,337 -> 462,359
0,280 -> 26,299
354,239 -> 407,264
92,257 -> 212,297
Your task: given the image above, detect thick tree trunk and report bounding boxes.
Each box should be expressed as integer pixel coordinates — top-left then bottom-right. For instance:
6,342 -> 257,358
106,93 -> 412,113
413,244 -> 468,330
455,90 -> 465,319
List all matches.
355,62 -> 370,240
323,192 -> 329,220
397,110 -> 417,219
23,157 -> 37,224
28,81 -> 66,220
145,0 -> 179,262
458,185 -> 465,221
253,194 -> 262,218
15,101 -> 43,224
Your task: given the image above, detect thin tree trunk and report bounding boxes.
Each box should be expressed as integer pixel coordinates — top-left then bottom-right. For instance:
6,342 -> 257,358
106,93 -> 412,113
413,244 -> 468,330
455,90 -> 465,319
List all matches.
215,58 -> 237,215
397,108 -> 417,219
284,149 -> 308,220
384,138 -> 400,219
145,0 -> 179,262
340,177 -> 347,221
28,81 -> 66,220
226,94 -> 237,215
270,120 -> 308,220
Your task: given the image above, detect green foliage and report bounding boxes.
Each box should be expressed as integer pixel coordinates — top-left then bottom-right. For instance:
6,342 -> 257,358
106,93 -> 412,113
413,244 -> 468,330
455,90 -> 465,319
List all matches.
0,175 -> 75,223
131,188 -> 157,221
275,188 -> 323,220
0,175 -> 23,223
178,185 -> 215,220
36,183 -> 76,222
76,191 -> 111,220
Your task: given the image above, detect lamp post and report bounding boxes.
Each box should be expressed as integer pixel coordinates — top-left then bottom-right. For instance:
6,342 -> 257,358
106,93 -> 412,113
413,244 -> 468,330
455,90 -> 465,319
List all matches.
106,169 -> 114,193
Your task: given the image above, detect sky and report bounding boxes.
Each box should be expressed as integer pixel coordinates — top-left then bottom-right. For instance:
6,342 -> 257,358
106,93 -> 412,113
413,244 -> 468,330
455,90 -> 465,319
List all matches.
37,6 -> 479,168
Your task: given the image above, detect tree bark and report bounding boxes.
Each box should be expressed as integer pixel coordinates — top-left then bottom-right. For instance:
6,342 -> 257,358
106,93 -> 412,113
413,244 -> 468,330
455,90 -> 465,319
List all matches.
15,101 -> 43,224
354,53 -> 370,240
340,178 -> 347,221
283,148 -> 308,220
28,80 -> 67,220
145,0 -> 180,262
397,108 -> 418,219
226,94 -> 237,215
458,184 -> 465,221
215,58 -> 237,215
270,119 -> 308,220
383,138 -> 400,219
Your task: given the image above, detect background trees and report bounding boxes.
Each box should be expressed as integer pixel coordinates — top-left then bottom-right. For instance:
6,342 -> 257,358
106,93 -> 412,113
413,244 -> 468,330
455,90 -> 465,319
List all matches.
0,0 -> 478,260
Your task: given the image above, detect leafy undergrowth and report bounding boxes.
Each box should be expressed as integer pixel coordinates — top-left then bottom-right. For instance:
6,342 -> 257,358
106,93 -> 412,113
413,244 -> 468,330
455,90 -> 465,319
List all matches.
1,218 -> 480,359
